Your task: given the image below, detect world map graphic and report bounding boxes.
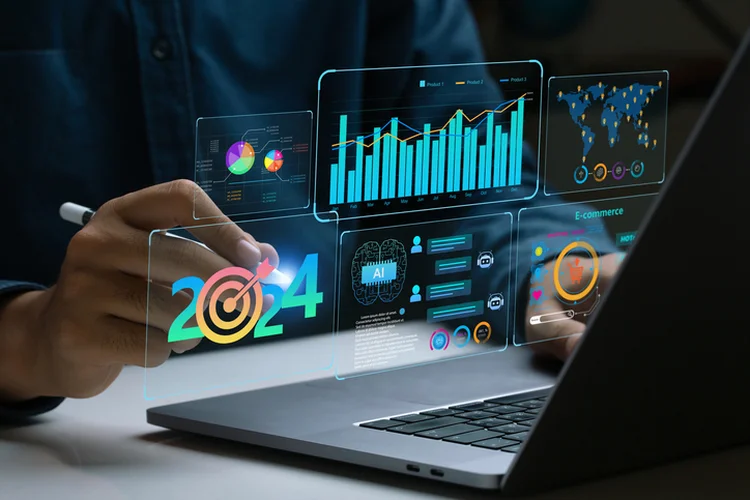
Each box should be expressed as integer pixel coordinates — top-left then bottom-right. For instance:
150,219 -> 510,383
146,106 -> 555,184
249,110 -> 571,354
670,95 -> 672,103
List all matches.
557,80 -> 664,162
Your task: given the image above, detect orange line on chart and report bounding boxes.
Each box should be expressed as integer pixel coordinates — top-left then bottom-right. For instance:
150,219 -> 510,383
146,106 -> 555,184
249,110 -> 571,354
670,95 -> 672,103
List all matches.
331,93 -> 528,149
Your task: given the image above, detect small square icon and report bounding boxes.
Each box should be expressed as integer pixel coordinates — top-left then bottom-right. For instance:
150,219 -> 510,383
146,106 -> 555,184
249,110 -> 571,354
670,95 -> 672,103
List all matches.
419,80 -> 426,87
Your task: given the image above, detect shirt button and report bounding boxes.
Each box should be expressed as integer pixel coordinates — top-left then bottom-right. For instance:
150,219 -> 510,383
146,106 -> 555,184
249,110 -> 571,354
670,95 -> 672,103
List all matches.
151,38 -> 173,61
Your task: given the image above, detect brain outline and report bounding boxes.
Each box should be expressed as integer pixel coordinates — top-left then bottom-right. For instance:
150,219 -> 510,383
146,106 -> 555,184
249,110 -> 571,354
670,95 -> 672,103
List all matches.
351,239 -> 408,306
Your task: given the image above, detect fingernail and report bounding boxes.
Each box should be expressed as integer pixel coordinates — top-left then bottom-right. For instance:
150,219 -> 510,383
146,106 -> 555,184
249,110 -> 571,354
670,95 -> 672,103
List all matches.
237,239 -> 262,268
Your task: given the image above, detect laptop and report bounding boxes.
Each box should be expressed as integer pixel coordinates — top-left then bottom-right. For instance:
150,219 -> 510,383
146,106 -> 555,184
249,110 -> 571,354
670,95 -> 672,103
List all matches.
147,31 -> 750,495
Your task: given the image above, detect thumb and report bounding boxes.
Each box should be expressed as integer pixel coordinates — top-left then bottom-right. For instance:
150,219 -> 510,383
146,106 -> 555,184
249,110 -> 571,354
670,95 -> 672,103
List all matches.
596,252 -> 626,296
528,319 -> 585,361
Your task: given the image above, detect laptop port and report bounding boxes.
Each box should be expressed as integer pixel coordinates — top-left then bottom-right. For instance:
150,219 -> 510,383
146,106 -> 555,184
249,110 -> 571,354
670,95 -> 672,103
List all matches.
406,464 -> 420,473
430,469 -> 445,477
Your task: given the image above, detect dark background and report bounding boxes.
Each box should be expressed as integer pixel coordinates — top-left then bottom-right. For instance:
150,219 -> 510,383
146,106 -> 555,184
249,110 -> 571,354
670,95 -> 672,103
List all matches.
469,0 -> 748,171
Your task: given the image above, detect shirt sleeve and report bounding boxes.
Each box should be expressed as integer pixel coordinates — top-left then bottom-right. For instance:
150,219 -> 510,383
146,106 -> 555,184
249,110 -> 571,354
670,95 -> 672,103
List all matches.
0,280 -> 65,421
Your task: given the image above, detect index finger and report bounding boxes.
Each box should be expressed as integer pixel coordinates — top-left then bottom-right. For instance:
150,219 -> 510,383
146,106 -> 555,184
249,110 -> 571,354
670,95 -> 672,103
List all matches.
107,180 -> 263,269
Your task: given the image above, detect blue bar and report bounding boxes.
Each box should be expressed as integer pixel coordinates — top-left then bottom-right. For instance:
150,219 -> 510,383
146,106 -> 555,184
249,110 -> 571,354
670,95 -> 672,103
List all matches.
492,125 -> 502,188
389,119 -> 398,198
422,124 -> 431,196
337,115 -> 347,204
330,164 -> 338,205
415,140 -> 423,196
454,113 -> 463,192
405,144 -> 414,196
364,156 -> 373,201
484,146 -> 491,188
372,127 -> 381,200
430,142 -> 439,194
381,131 -> 391,199
398,140 -> 407,197
478,145 -> 486,189
486,112 -> 494,189
447,118 -> 455,192
500,132 -> 508,187
469,128 -> 478,190
354,135 -> 364,202
462,126 -> 471,191
438,129 -> 446,193
515,98 -> 525,185
509,110 -> 518,188
347,170 -> 356,203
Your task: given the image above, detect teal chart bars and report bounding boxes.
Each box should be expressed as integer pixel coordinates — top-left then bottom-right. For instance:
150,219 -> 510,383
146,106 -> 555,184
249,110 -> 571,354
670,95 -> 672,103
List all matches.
316,61 -> 543,219
331,99 -> 525,203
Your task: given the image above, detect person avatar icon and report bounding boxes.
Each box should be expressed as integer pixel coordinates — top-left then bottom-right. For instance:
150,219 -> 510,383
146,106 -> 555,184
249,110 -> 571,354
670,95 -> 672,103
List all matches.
410,285 -> 422,303
411,236 -> 423,254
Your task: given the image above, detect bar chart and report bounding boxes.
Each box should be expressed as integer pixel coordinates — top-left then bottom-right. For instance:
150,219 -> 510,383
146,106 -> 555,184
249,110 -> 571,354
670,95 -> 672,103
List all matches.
328,96 -> 528,207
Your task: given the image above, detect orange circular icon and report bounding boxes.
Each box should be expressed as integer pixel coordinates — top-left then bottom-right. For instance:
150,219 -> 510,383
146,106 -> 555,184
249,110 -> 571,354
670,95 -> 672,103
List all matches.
473,321 -> 492,343
553,241 -> 599,302
593,163 -> 608,182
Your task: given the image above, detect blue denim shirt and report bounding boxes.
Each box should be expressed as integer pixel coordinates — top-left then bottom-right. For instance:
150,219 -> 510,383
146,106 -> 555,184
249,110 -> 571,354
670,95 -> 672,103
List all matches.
0,0 -> 492,287
0,1 -> 610,418
0,0 -> 500,418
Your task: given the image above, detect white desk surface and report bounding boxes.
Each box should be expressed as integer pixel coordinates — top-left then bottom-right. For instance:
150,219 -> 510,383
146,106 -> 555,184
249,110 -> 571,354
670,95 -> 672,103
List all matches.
2,345 -> 750,500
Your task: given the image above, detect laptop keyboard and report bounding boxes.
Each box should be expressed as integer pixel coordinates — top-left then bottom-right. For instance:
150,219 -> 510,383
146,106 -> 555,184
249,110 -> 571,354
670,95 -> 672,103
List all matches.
358,390 -> 549,453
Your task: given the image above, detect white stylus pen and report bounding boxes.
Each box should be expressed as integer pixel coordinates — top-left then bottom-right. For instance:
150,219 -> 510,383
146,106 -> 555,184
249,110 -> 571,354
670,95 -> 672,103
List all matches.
59,202 -> 291,286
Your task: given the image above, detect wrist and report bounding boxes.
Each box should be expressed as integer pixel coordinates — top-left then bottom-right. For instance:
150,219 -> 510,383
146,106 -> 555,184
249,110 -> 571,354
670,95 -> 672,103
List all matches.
0,290 -> 46,402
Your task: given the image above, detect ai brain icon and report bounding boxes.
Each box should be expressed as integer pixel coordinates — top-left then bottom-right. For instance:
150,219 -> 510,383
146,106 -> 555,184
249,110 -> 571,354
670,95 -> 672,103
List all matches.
351,239 -> 408,306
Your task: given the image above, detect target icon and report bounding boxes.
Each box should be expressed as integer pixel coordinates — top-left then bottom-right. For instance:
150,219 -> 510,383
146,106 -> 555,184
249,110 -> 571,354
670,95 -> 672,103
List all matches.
195,265 -> 268,345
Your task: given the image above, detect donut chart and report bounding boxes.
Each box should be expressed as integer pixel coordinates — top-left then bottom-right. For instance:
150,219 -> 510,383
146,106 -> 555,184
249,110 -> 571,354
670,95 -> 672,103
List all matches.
226,141 -> 256,175
430,329 -> 450,350
264,150 -> 284,172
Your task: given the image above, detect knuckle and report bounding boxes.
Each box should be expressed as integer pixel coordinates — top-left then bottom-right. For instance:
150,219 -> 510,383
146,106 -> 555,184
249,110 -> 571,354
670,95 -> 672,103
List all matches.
215,221 -> 241,244
65,228 -> 104,265
97,196 -> 119,215
167,179 -> 200,204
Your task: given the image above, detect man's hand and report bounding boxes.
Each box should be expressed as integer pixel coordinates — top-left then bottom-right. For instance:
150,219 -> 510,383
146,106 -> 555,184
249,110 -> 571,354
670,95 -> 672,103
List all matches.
525,253 -> 624,361
0,180 -> 278,401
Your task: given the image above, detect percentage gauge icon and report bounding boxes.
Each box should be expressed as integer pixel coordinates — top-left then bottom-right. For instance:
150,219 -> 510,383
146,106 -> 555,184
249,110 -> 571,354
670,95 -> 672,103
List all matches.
196,267 -> 264,345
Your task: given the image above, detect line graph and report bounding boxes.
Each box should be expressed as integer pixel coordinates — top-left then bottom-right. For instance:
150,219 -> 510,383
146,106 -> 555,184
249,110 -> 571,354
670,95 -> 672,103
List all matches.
331,95 -> 526,151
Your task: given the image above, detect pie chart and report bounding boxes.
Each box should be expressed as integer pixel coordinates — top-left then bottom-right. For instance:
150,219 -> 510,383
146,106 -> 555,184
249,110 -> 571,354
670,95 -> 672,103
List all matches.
226,141 -> 255,175
264,150 -> 284,172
